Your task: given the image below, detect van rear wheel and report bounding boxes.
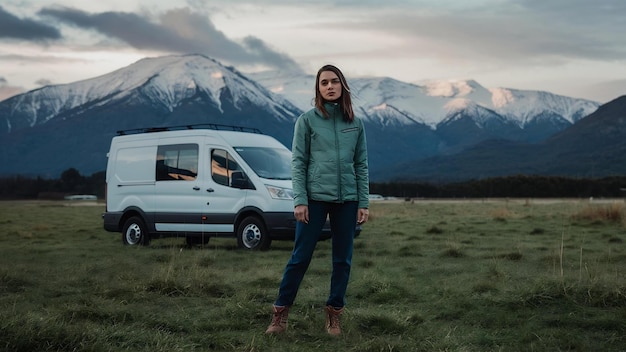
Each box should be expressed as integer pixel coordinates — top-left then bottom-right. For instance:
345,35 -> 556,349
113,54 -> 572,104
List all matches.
122,216 -> 150,246
237,216 -> 271,251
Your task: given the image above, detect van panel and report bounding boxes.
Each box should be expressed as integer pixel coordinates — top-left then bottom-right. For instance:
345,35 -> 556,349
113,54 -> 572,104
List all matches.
106,144 -> 157,216
156,223 -> 233,232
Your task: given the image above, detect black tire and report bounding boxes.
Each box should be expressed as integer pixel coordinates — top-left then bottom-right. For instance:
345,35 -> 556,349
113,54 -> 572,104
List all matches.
122,216 -> 150,246
236,216 -> 271,250
186,235 -> 210,247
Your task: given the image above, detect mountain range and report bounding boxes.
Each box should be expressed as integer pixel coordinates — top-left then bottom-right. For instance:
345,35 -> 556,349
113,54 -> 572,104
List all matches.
0,53 -> 623,182
394,95 -> 626,182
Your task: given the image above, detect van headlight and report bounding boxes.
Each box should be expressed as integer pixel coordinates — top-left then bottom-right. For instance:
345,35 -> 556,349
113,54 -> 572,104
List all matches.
265,185 -> 293,200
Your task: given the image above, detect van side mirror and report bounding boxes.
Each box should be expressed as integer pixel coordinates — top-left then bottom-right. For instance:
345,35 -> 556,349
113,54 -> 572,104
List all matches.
230,171 -> 254,189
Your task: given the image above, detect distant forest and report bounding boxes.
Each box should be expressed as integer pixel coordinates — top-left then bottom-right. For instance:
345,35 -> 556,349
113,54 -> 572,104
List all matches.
0,168 -> 625,200
370,175 -> 626,199
0,168 -> 105,200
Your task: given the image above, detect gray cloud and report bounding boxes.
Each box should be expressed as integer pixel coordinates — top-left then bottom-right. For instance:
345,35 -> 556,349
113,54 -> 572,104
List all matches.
348,0 -> 626,65
0,53 -> 87,63
0,77 -> 25,101
38,6 -> 302,72
581,79 -> 626,103
35,78 -> 53,86
517,0 -> 626,23
0,6 -> 61,40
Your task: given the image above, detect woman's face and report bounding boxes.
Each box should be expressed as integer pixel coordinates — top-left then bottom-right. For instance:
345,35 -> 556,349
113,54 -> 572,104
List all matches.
318,70 -> 342,102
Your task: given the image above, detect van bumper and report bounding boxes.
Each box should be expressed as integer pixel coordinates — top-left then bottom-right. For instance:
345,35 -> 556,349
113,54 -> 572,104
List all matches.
263,212 -> 297,240
103,211 -> 123,232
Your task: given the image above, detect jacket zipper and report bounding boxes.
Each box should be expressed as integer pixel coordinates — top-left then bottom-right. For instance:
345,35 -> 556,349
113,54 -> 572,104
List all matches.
333,107 -> 342,201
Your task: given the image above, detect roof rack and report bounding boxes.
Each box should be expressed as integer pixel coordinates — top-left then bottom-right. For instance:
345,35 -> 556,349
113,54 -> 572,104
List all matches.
116,123 -> 263,136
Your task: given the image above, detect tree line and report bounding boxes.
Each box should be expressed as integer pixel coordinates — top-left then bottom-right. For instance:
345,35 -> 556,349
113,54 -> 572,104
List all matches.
0,168 -> 105,200
370,174 -> 626,199
0,169 -> 625,200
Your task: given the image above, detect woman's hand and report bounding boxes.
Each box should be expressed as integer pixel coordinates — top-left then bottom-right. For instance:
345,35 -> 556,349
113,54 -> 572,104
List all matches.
294,205 -> 309,224
357,208 -> 369,224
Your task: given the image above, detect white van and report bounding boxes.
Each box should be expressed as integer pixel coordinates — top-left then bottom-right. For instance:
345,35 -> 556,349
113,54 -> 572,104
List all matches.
103,124 -> 304,250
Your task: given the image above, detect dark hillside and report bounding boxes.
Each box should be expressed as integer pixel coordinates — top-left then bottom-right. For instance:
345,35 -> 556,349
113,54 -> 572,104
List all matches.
389,96 -> 626,181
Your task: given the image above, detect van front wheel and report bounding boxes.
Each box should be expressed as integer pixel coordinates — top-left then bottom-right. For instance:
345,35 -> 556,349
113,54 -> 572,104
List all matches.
122,216 -> 150,246
237,216 -> 271,251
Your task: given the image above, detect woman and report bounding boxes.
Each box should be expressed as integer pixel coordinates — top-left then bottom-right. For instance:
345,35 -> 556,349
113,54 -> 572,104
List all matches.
265,64 -> 369,336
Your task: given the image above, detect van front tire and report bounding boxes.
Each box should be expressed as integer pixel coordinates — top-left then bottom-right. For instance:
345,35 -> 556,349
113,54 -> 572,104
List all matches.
122,216 -> 150,246
237,216 -> 271,251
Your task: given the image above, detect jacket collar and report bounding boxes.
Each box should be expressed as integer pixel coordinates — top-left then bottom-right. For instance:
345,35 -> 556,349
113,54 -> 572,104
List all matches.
315,102 -> 341,118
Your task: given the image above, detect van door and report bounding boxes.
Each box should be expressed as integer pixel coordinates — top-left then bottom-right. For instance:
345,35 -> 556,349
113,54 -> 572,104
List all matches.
154,143 -> 205,232
200,147 -> 253,233
108,143 -> 158,224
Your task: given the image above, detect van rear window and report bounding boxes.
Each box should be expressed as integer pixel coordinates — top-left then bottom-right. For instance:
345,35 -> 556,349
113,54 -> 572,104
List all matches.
156,144 -> 198,181
115,147 -> 155,182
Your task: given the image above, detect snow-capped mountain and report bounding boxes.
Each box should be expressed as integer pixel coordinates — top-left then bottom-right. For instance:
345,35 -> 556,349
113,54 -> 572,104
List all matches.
250,72 -> 600,130
0,54 -> 301,177
392,95 -> 626,181
250,72 -> 600,164
1,54 -> 299,135
249,70 -> 601,176
0,53 -> 609,181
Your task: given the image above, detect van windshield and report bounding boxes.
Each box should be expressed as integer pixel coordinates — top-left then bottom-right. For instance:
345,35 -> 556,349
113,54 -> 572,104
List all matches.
234,147 -> 292,180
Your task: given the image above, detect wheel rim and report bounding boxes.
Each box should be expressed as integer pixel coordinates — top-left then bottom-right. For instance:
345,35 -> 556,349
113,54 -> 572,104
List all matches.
242,223 -> 261,248
125,223 -> 142,245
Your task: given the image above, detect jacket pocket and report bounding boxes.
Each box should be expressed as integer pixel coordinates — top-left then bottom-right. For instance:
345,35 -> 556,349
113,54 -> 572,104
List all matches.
309,161 -> 339,199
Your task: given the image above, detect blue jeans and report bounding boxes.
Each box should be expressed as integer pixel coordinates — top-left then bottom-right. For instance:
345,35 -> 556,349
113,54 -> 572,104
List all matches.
274,200 -> 358,308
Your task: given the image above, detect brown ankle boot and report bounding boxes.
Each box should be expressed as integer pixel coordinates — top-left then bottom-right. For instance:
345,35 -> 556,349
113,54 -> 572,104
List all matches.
265,305 -> 289,334
325,305 -> 344,336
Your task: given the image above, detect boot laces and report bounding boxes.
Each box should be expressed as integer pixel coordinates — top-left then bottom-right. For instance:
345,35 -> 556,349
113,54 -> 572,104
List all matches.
271,311 -> 287,326
328,313 -> 340,328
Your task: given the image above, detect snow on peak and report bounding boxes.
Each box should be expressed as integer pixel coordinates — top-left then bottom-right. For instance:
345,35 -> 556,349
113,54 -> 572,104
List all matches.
372,103 -> 388,111
441,98 -> 503,127
7,54 -> 298,128
488,87 -> 599,124
251,70 -> 601,130
490,88 -> 516,108
424,79 -> 483,98
444,98 -> 475,112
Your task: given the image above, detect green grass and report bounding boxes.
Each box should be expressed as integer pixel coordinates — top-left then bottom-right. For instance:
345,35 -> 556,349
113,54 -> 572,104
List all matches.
0,199 -> 625,351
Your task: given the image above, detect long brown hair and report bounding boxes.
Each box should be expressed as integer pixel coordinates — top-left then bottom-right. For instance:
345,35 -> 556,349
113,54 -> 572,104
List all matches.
314,65 -> 354,122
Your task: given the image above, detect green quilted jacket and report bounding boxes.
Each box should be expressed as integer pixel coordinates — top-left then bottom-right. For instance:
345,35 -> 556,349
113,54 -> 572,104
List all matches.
291,103 -> 369,209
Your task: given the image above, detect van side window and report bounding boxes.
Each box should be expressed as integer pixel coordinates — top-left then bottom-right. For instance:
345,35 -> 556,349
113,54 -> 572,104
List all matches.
212,149 -> 244,187
156,144 -> 198,181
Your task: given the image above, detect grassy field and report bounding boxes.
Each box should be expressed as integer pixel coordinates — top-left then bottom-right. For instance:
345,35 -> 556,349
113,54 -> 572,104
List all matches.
0,199 -> 625,351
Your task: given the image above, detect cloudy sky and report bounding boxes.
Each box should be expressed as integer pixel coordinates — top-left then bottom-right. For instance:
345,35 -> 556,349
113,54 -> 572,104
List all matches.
1,0 -> 625,102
